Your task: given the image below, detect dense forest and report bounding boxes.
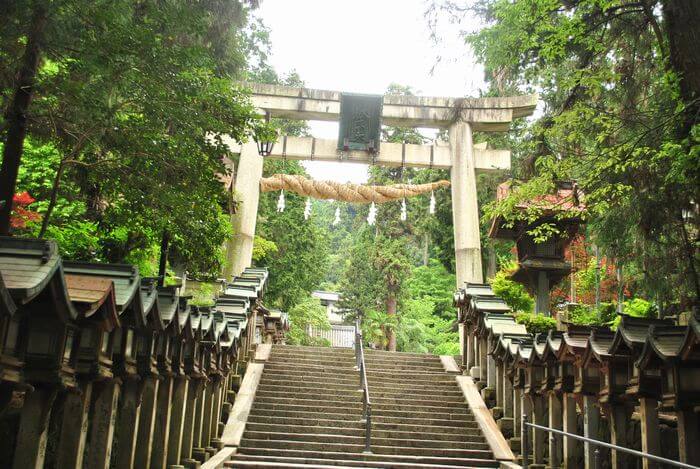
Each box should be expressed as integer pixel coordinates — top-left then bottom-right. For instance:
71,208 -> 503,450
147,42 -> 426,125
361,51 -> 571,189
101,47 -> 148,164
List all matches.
1,1 -> 698,353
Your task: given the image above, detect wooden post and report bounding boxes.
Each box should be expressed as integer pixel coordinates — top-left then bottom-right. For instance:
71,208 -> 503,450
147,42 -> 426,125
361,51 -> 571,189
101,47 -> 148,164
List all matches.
500,374 -> 515,437
56,383 -> 92,469
466,323 -> 475,370
638,397 -> 661,469
202,382 -> 216,454
167,376 -> 189,466
12,387 -> 56,469
150,376 -> 174,469
609,403 -> 633,468
514,387 -> 522,439
495,360 -> 504,409
134,376 -> 159,468
449,120 -> 483,286
210,380 -> 223,445
85,379 -> 121,469
562,393 -> 581,468
548,392 -> 563,469
226,144 -> 264,278
677,408 -> 700,466
180,380 -> 199,467
582,395 -> 600,469
114,379 -> 141,469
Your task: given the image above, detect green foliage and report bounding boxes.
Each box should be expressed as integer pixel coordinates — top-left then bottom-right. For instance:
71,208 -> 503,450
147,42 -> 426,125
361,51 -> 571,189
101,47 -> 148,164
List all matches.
490,263 -> 534,313
623,298 -> 656,318
188,282 -> 217,307
252,236 -> 278,262
405,260 -> 456,320
286,297 -> 331,347
515,312 -> 556,334
430,0 -> 700,310
2,0 -> 265,277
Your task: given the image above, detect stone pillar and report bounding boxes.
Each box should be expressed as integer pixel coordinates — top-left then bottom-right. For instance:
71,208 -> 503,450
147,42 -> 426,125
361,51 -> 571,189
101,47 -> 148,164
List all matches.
191,381 -> 207,462
500,375 -> 515,437
210,381 -> 223,445
479,336 -> 488,382
85,379 -> 121,469
535,271 -> 550,315
466,324 -> 475,370
180,380 -> 199,467
548,392 -> 563,469
167,376 -> 189,467
449,120 -> 483,286
114,379 -> 141,469
56,382 -> 92,469
562,393 -> 581,468
521,393 -> 533,462
609,403 -> 633,468
495,361 -> 504,410
582,395 -> 600,469
514,387 -> 522,438
226,144 -> 264,278
677,408 -> 700,466
134,376 -> 159,468
459,323 -> 466,367
638,397 -> 661,469
470,334 -> 481,379
12,387 -> 57,469
532,394 -> 546,465
487,348 -> 497,390
202,383 -> 216,454
150,376 -> 174,469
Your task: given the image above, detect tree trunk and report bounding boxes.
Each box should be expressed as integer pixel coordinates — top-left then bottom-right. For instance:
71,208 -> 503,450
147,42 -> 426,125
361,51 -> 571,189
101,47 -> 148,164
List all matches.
157,231 -> 170,287
0,5 -> 48,235
422,232 -> 429,267
386,291 -> 397,352
487,241 -> 497,280
663,0 -> 700,135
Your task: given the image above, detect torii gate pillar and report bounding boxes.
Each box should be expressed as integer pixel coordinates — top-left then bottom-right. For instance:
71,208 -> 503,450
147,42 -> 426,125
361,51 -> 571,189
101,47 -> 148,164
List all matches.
449,120 -> 483,285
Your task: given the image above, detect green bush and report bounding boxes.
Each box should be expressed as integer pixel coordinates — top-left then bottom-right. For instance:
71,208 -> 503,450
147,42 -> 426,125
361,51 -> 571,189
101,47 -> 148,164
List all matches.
515,312 -> 556,334
490,263 -> 534,313
286,297 -> 331,346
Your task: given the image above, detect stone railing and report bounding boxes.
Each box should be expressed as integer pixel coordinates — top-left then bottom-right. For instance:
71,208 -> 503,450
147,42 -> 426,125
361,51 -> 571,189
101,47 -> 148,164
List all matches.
0,236 -> 287,469
455,282 -> 700,468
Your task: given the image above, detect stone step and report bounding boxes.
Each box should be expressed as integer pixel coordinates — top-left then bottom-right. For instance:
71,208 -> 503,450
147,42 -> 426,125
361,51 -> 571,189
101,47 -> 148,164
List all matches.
270,346 -> 355,356
237,439 -> 494,459
241,431 -> 490,450
258,377 -> 359,391
264,367 -> 456,385
230,451 -> 500,468
255,389 -> 466,406
254,394 -> 468,409
227,454 -> 496,469
270,355 -> 445,372
245,415 -> 479,433
255,383 -> 464,399
244,422 -> 484,442
252,401 -> 472,420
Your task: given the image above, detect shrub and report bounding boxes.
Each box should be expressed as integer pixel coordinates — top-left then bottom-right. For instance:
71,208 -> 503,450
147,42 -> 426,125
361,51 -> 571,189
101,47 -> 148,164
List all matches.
515,312 -> 557,334
490,263 -> 534,313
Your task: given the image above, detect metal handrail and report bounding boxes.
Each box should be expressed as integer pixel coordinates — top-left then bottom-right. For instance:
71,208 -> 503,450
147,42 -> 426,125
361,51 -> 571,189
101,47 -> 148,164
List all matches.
522,415 -> 699,469
355,318 -> 372,453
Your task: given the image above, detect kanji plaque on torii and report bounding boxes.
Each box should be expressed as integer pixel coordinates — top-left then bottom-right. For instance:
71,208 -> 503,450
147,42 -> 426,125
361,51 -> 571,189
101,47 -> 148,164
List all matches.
223,83 -> 538,289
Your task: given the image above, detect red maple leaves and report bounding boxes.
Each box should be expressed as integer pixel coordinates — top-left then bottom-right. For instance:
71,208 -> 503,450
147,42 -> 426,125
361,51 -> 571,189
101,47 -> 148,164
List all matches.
10,192 -> 41,229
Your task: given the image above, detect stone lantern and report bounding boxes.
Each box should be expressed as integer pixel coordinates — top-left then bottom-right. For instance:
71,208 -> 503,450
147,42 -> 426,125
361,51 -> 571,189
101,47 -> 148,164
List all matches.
489,181 -> 585,314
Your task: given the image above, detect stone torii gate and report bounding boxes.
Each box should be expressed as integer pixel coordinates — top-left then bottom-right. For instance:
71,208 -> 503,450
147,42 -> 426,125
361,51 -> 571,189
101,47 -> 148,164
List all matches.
224,83 -> 537,288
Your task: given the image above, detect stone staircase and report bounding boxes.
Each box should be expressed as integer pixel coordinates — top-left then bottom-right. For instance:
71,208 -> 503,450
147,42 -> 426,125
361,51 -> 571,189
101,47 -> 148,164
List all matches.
226,345 -> 500,468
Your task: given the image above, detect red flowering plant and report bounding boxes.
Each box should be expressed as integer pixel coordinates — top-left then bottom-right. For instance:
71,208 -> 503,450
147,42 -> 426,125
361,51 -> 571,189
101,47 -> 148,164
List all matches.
10,192 -> 42,229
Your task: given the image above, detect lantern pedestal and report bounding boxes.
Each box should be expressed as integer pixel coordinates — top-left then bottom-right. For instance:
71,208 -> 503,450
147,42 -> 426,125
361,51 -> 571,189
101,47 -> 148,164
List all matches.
167,376 -> 189,466
677,408 -> 700,465
114,379 -> 141,469
180,380 -> 199,465
639,397 -> 661,469
56,382 -> 92,469
86,379 -> 121,469
12,387 -> 57,469
609,403 -> 633,468
151,375 -> 174,469
134,377 -> 159,468
547,392 -> 563,468
562,393 -> 582,467
582,395 -> 600,469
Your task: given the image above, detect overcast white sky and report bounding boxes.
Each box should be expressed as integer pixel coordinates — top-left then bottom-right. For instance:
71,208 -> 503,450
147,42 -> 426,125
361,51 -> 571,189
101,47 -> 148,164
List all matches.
256,0 -> 485,183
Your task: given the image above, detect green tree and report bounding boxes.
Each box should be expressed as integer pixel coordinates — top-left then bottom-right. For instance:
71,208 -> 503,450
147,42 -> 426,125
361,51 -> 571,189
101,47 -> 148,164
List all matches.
286,296 -> 331,347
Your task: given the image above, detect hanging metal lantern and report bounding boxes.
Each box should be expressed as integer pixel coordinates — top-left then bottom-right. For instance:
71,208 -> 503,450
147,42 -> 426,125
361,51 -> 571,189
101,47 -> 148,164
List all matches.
253,116 -> 278,157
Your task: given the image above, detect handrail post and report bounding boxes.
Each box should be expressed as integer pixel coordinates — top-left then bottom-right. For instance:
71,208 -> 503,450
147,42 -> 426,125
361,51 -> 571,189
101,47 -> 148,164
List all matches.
594,448 -> 601,469
364,402 -> 372,453
522,414 -> 530,469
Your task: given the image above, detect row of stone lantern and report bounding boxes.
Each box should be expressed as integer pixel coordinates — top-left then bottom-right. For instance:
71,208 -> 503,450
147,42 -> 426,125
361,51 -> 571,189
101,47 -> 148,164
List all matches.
0,236 -> 287,469
456,282 -> 700,468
